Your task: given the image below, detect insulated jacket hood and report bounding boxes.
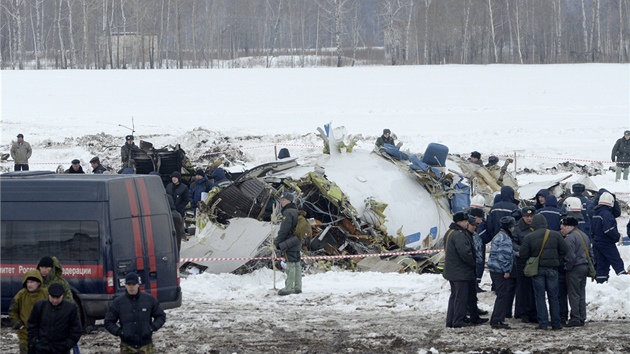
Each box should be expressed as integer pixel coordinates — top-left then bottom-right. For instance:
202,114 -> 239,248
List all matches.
531,214 -> 548,230
22,269 -> 44,288
545,195 -> 558,208
499,186 -> 516,204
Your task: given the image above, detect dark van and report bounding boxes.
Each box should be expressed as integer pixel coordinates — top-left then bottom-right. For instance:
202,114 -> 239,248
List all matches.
1,171 -> 182,325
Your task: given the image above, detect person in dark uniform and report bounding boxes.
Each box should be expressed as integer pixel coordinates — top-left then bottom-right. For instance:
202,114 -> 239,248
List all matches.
104,272 -> 166,354
65,159 -> 85,174
27,283 -> 82,354
274,193 -> 302,296
611,130 -> 630,182
90,156 -> 107,174
375,129 -> 395,148
444,211 -> 478,328
121,135 -> 139,168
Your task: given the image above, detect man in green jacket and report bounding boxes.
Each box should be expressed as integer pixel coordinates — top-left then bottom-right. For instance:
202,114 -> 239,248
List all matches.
9,270 -> 49,354
37,256 -> 74,304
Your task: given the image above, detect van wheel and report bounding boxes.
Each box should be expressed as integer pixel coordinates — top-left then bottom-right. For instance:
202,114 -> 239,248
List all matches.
73,295 -> 95,332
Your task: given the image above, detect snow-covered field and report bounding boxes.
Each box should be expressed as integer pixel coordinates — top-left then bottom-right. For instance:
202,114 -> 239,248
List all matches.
1,64 -> 630,353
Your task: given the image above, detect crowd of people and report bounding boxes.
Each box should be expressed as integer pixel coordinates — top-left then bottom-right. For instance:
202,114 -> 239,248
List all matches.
5,129 -> 628,348
9,256 -> 165,354
444,184 -> 628,331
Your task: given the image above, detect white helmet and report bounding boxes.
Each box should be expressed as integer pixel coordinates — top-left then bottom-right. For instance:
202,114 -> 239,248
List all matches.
598,192 -> 614,207
470,195 -> 485,209
564,197 -> 582,211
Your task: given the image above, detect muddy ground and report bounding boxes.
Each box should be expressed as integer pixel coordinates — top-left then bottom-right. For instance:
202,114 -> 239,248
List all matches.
3,290 -> 629,354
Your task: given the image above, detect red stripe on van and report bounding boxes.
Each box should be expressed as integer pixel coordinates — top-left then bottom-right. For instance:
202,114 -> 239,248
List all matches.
125,179 -> 145,270
137,178 -> 158,298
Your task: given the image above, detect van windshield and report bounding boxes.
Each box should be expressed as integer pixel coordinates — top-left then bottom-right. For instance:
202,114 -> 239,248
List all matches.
1,221 -> 100,261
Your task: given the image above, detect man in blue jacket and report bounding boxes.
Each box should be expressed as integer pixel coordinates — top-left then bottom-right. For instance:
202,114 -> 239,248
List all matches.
104,272 -> 166,353
567,183 -> 592,235
486,186 -> 519,238
488,216 -> 516,329
189,169 -> 214,212
539,195 -> 562,231
591,192 -> 627,283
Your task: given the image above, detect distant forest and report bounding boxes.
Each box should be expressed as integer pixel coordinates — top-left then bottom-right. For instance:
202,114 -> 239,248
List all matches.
2,0 -> 629,69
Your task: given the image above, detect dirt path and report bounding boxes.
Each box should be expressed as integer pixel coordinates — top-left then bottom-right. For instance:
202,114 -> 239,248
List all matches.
3,297 -> 629,354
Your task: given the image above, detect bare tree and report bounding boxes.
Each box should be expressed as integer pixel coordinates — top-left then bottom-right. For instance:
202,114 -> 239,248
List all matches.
56,0 -> 66,68
617,0 -> 627,63
66,0 -> 77,68
580,0 -> 589,59
265,0 -> 284,68
422,0 -> 431,64
514,0 -> 523,64
317,0 -> 350,67
403,0 -> 413,64
552,0 -> 561,62
487,0 -> 498,63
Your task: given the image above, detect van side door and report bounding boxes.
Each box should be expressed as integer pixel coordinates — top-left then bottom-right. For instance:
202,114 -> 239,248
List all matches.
109,177 -> 179,303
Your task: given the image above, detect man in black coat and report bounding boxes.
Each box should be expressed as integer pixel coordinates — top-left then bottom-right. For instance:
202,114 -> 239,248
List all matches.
65,159 -> 85,174
274,192 -> 302,296
167,195 -> 186,253
27,283 -> 82,354
513,206 -> 538,323
519,214 -> 568,330
166,171 -> 189,218
121,135 -> 139,168
611,130 -> 630,182
444,211 -> 476,328
375,128 -> 395,148
104,272 -> 166,353
90,156 -> 107,174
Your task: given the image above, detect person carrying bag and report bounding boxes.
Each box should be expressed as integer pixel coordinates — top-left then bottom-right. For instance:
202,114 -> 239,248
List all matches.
524,230 -> 549,277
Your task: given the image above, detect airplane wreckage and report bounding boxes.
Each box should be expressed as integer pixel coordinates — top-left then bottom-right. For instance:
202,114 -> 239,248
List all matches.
179,125 -> 605,276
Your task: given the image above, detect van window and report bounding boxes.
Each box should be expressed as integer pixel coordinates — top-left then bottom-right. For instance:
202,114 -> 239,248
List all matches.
1,221 -> 100,261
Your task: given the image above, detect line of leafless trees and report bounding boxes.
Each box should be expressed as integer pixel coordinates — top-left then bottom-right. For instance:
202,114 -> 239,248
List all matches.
1,0 -> 629,70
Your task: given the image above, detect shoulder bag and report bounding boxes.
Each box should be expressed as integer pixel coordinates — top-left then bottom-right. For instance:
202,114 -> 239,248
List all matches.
524,230 -> 549,277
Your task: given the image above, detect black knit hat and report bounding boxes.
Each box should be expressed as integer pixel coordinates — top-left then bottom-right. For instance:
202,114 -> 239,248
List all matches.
195,168 -> 205,177
383,128 -> 391,135
170,171 -> 182,179
37,256 -> 54,268
471,151 -> 481,159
